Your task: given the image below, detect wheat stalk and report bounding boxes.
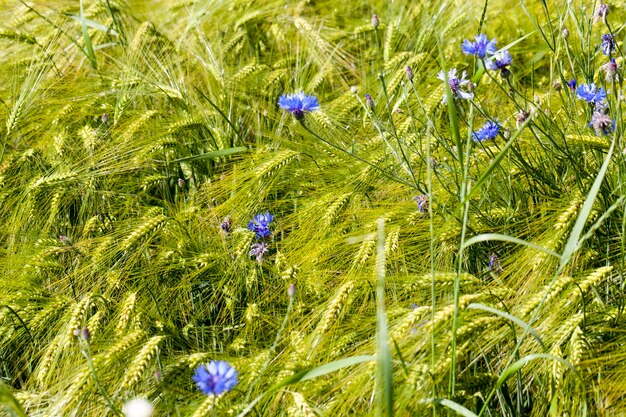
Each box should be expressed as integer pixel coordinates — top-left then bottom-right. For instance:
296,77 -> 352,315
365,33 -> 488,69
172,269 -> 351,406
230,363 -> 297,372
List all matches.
120,335 -> 165,390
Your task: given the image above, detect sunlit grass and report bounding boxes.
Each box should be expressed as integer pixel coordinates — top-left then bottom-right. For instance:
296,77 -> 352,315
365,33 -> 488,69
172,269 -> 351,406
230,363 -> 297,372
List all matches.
0,0 -> 625,416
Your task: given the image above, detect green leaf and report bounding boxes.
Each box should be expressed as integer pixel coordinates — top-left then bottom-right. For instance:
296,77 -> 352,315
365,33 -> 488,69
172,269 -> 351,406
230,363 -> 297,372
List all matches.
560,138 -> 616,268
467,303 -> 546,350
68,14 -> 119,36
163,147 -> 248,163
376,218 -> 393,417
282,355 -> 376,384
0,382 -> 27,417
462,233 -> 559,258
433,398 -> 480,417
237,355 -> 375,417
494,353 -> 580,391
463,115 -> 532,205
79,0 -> 97,69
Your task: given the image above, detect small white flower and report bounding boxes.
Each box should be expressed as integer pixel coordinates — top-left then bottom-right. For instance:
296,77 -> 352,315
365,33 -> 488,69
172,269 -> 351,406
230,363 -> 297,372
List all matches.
123,398 -> 154,417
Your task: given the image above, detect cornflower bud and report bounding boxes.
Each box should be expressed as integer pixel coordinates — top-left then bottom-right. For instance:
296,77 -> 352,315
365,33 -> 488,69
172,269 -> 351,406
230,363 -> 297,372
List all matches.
371,14 -> 380,29
405,66 -> 414,81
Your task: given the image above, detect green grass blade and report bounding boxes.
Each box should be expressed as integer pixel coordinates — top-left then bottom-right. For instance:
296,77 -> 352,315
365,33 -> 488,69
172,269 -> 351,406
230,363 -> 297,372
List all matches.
462,233 -> 560,258
494,353 -> 581,391
237,355 -> 376,417
161,146 -> 248,163
560,138 -> 616,268
376,218 -> 393,416
79,0 -> 97,69
68,14 -> 119,36
433,398 -> 480,417
467,303 -> 546,350
462,116 -> 531,205
0,383 -> 27,417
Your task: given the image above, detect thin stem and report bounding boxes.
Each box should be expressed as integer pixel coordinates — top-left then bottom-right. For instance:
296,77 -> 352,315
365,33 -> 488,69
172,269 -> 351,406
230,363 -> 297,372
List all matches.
299,121 -> 416,189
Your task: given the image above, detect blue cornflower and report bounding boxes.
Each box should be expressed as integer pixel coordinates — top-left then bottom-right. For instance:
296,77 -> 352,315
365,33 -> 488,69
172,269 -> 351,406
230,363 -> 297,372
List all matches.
220,217 -> 232,234
488,254 -> 502,274
486,50 -> 512,71
248,212 -> 273,239
589,111 -> 615,136
462,34 -> 497,58
576,83 -> 606,107
249,242 -> 269,263
412,195 -> 428,213
566,79 -> 577,90
473,120 -> 500,142
437,68 -> 474,102
278,92 -> 320,121
193,360 -> 238,396
601,34 -> 615,56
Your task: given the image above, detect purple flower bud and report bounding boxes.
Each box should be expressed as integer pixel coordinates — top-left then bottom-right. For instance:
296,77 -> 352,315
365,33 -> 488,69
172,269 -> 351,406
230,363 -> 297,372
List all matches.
562,27 -> 569,40
220,217 -> 232,234
365,94 -> 374,108
488,254 -> 502,274
288,283 -> 296,298
405,66 -> 414,81
412,195 -> 428,213
516,110 -> 530,127
81,327 -> 91,341
600,58 -> 619,82
594,3 -> 609,23
177,178 -> 185,188
566,79 -> 577,90
371,14 -> 380,29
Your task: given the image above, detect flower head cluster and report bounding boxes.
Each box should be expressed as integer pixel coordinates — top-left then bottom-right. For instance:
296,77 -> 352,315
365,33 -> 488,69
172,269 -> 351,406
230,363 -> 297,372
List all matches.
193,360 -> 238,396
123,398 -> 154,417
600,58 -> 619,82
462,34 -> 497,58
486,50 -> 512,77
576,83 -> 607,108
248,212 -> 273,239
437,68 -> 474,102
566,79 -> 577,90
489,254 -> 502,274
594,3 -> 609,23
220,217 -> 232,234
278,93 -> 320,121
412,195 -> 428,213
590,110 -> 615,136
516,109 -> 530,128
473,120 -> 500,142
249,242 -> 269,263
601,34 -> 615,56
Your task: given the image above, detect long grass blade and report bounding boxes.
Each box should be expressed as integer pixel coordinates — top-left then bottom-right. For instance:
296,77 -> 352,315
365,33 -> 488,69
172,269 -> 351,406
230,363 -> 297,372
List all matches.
79,0 -> 97,69
376,217 -> 393,416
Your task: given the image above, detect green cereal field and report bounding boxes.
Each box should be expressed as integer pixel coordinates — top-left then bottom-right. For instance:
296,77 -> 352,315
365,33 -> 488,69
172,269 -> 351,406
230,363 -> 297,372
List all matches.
0,0 -> 624,415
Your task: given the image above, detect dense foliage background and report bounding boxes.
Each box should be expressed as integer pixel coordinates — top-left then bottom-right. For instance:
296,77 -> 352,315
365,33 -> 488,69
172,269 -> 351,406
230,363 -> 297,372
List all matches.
0,0 -> 625,415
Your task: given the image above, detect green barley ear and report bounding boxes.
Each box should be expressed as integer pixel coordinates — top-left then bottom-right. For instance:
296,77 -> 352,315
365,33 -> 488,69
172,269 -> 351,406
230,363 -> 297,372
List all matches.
121,335 -> 165,390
